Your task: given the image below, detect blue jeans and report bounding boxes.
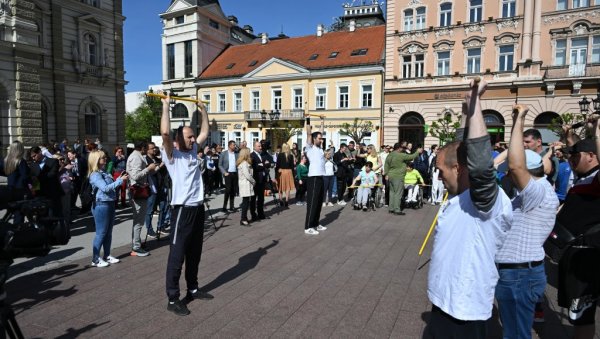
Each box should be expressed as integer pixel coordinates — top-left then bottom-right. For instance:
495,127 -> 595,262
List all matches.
158,198 -> 170,229
495,263 -> 546,339
145,192 -> 158,231
92,201 -> 116,262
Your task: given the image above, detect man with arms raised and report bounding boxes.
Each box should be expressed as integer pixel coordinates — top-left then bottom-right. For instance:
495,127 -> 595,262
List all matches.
427,80 -> 512,338
160,94 -> 213,316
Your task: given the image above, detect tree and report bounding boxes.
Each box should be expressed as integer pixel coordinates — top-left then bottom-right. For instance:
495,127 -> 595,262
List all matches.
125,96 -> 161,142
549,112 -> 589,141
428,112 -> 461,145
340,118 -> 374,144
273,125 -> 302,146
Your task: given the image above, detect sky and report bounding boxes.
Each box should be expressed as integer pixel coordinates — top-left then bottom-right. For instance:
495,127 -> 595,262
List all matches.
123,0 -> 384,92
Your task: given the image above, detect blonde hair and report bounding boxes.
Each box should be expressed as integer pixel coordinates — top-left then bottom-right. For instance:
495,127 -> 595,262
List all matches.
4,141 -> 25,175
87,150 -> 104,176
236,147 -> 252,167
325,150 -> 332,160
282,143 -> 292,159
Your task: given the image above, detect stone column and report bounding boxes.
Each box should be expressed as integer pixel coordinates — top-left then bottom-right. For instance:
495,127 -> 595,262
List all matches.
531,0 -> 542,61
521,0 -> 533,61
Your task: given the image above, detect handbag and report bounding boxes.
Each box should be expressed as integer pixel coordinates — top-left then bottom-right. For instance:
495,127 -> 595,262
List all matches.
129,183 -> 150,199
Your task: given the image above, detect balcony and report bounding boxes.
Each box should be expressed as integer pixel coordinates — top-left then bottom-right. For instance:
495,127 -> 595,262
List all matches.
244,109 -> 305,121
544,64 -> 600,79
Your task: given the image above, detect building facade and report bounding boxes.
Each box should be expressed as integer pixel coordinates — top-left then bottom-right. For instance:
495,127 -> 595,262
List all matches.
195,24 -> 385,150
384,0 -> 600,147
0,0 -> 126,150
160,0 -> 255,131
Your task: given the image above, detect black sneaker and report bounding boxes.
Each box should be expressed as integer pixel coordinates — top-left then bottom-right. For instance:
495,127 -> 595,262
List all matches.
185,289 -> 214,301
167,300 -> 190,316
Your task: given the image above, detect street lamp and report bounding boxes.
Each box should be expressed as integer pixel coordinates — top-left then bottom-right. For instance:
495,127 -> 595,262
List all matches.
592,89 -> 600,113
579,96 -> 590,114
260,109 -> 280,147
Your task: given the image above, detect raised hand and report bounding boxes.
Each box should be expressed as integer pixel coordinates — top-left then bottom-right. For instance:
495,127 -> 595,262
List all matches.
511,104 -> 529,123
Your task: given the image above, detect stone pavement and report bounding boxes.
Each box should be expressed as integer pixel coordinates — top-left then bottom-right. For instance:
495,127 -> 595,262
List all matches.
6,194 -> 600,338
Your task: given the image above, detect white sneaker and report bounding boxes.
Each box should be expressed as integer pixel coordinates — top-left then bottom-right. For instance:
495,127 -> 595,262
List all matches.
327,202 -> 334,207
296,201 -> 304,206
322,202 -> 326,207
92,258 -> 109,267
316,225 -> 327,231
105,256 -> 120,264
337,201 -> 347,206
304,228 -> 319,235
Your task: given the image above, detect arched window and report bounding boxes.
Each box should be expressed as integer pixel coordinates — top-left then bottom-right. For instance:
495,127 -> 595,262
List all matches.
534,112 -> 561,144
399,112 -> 425,146
84,102 -> 101,135
172,103 -> 189,119
482,110 -> 505,143
84,33 -> 97,65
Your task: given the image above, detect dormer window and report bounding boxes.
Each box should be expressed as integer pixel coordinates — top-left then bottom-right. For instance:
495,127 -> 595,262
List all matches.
248,60 -> 258,66
309,54 -> 319,60
329,52 -> 339,58
226,63 -> 235,69
351,48 -> 368,56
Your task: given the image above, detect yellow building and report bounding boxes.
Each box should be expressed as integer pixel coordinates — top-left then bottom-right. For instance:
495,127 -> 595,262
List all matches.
195,25 -> 386,150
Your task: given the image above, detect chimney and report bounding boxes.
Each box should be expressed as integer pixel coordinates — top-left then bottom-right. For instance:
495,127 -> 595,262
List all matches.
261,33 -> 268,44
227,15 -> 238,26
317,24 -> 323,37
243,24 -> 254,34
349,20 -> 356,32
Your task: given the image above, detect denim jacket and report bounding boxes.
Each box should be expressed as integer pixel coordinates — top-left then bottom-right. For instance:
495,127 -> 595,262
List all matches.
90,170 -> 123,202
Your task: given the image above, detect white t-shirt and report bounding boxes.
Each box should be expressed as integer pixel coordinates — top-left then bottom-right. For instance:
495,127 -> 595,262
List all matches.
160,143 -> 203,206
306,143 -> 325,177
324,160 -> 335,176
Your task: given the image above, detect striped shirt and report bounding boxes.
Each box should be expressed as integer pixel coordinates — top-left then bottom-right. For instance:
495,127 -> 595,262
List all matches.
496,177 -> 559,263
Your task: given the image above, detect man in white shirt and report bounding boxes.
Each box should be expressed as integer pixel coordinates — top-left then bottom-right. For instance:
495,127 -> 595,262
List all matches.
303,116 -> 327,235
160,94 -> 213,316
427,80 -> 513,338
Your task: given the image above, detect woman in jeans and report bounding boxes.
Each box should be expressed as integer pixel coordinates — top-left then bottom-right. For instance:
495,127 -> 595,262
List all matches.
88,150 -> 129,267
323,150 -> 336,206
236,148 -> 255,226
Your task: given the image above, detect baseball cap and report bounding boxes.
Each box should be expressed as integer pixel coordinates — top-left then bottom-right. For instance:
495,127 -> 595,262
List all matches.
568,138 -> 597,154
525,150 -> 543,170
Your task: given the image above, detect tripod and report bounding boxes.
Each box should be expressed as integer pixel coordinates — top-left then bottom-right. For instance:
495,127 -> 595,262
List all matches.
204,196 -> 217,231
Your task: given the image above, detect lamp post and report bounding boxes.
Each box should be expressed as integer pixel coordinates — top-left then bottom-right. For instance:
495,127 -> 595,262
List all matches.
260,109 -> 280,147
579,96 -> 590,114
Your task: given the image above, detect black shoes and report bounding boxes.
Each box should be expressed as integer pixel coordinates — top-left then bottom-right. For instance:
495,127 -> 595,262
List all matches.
167,300 -> 190,316
185,289 -> 214,302
395,211 -> 406,216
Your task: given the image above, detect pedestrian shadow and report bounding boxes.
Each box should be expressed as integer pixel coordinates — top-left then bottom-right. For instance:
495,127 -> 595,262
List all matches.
200,239 -> 279,292
52,321 -> 111,339
320,209 -> 342,226
7,263 -> 84,315
8,247 -> 85,278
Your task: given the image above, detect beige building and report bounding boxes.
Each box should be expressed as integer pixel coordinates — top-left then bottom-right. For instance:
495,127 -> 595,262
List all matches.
0,0 -> 126,149
195,24 -> 385,150
384,0 -> 600,147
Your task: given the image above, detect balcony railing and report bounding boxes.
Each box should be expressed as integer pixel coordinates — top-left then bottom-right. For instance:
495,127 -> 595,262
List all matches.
569,63 -> 586,77
244,109 -> 305,121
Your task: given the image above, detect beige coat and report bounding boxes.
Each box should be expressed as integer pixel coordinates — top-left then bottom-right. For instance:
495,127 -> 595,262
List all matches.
237,161 -> 255,197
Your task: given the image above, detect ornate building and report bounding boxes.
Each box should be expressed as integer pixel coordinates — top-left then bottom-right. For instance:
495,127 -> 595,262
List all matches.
0,0 -> 126,149
384,0 -> 600,147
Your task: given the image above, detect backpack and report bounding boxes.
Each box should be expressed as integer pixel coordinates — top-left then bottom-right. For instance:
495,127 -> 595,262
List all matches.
79,176 -> 96,207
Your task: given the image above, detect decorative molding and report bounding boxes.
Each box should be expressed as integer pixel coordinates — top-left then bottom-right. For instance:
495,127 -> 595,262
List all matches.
432,40 -> 455,51
435,28 -> 454,40
399,41 -> 429,54
572,80 -> 582,95
463,36 -> 486,47
546,82 -> 556,96
0,0 -> 11,15
464,24 -> 485,35
407,0 -> 423,7
398,31 -> 428,43
574,24 -> 588,35
496,19 -> 519,31
543,10 -> 600,25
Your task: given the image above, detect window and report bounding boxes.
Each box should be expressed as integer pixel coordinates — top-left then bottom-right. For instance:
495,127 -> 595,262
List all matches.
218,93 -> 226,112
293,88 -> 303,109
404,9 -> 414,31
234,92 -> 242,112
167,43 -> 175,79
592,36 -> 600,63
175,16 -> 185,25
83,33 -> 97,65
226,63 -> 235,69
316,87 -> 326,110
309,54 -> 319,60
248,60 -> 258,66
184,41 -> 193,77
84,103 -> 100,135
251,132 -> 260,144
350,48 -> 368,56
467,48 -> 481,74
172,103 -> 188,118
209,19 -> 219,29
402,54 -> 425,78
81,0 -> 99,7
469,0 -> 483,23
557,0 -> 568,10
498,45 -> 514,71
555,39 -> 566,65
573,0 -> 589,8
361,84 -> 373,108
416,7 -> 426,30
338,86 -> 349,109
233,132 -> 242,146
272,89 -> 282,110
571,38 -> 588,65
440,3 -> 452,27
437,51 -> 450,75
251,91 -> 260,111
329,52 -> 339,58
502,0 -> 516,18
202,94 -> 211,112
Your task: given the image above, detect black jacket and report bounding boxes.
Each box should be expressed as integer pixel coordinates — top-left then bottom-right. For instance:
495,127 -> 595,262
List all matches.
251,151 -> 270,185
333,151 -> 351,178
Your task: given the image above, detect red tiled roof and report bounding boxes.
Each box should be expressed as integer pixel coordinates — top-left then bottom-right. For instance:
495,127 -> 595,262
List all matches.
198,25 -> 385,80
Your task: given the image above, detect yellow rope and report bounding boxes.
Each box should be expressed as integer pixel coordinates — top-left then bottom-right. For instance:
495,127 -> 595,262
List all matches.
418,191 -> 449,256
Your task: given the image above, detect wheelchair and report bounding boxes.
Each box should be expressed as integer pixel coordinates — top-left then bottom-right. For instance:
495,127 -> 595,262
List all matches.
349,183 -> 383,211
403,183 -> 424,209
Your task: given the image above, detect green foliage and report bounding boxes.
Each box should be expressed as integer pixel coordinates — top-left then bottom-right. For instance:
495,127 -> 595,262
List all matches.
429,112 -> 461,145
273,125 -> 302,145
549,112 -> 588,141
340,118 -> 374,143
125,95 -> 161,142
